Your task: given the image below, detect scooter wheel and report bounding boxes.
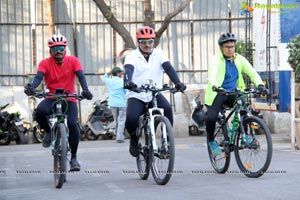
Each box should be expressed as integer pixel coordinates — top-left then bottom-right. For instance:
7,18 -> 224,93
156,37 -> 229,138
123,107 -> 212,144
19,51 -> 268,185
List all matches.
189,125 -> 200,136
85,129 -> 98,140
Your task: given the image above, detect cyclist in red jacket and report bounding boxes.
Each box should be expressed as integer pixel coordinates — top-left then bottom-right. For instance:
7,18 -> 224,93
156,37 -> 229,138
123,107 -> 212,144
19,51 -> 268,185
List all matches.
24,34 -> 93,171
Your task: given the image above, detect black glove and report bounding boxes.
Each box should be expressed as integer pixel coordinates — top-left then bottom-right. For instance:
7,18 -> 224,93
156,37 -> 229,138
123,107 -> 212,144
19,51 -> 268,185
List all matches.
257,84 -> 268,95
175,82 -> 186,92
81,90 -> 93,100
24,83 -> 35,96
124,81 -> 137,90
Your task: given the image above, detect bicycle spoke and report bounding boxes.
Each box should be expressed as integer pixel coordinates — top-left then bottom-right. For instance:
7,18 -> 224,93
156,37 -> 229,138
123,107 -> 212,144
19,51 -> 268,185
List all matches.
208,122 -> 230,173
234,116 -> 272,178
136,121 -> 150,180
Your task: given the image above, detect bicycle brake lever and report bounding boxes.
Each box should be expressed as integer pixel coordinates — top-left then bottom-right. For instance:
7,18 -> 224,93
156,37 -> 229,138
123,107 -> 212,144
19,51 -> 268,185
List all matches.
35,93 -> 44,99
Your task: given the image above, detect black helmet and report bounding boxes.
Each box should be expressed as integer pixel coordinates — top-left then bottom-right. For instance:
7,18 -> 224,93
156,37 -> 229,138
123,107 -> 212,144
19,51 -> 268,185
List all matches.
218,33 -> 236,46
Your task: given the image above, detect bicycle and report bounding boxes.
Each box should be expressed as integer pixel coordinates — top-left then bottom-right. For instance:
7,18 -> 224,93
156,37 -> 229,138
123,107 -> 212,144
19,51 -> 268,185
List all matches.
208,87 -> 273,178
34,88 -> 84,188
132,81 -> 179,185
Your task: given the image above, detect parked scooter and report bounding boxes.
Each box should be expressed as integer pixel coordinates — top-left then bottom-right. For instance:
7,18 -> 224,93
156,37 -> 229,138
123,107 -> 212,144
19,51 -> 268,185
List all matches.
82,99 -> 115,140
0,103 -> 27,145
189,95 -> 206,136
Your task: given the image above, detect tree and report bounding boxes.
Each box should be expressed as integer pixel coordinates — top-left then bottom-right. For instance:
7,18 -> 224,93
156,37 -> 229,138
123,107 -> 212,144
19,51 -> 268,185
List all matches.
287,34 -> 300,83
92,0 -> 192,49
46,0 -> 55,35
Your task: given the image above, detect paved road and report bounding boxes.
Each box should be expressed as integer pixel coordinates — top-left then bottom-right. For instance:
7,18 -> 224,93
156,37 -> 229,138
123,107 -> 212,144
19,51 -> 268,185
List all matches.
0,134 -> 299,200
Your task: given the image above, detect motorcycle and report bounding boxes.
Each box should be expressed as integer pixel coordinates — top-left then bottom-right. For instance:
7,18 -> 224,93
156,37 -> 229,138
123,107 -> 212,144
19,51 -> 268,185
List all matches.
31,108 -> 46,143
82,99 -> 115,140
189,94 -> 206,136
0,103 -> 27,145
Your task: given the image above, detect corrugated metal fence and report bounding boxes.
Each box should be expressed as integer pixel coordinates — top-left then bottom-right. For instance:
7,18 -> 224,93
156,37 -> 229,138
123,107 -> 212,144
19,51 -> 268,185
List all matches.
0,0 -> 250,86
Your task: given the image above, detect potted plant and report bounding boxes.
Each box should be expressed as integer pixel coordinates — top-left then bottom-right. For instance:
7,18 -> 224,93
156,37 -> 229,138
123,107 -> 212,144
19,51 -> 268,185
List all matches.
287,34 -> 300,83
287,34 -> 300,149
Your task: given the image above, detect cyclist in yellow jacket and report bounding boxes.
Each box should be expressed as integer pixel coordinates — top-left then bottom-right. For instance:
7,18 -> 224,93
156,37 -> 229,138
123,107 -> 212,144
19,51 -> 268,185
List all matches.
205,33 -> 268,156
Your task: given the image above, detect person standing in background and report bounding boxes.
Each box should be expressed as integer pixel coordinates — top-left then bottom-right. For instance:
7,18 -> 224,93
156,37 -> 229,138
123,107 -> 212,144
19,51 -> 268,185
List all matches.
102,67 -> 127,143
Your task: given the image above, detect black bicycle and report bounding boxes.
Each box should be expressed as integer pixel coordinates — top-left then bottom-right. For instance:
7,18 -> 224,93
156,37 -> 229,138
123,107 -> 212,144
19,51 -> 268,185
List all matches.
34,89 -> 84,188
208,87 -> 273,178
132,81 -> 179,185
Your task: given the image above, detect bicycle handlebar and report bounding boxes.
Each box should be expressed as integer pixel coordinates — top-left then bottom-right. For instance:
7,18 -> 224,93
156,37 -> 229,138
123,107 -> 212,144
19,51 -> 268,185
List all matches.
33,91 -> 85,101
212,86 -> 260,96
131,84 -> 179,94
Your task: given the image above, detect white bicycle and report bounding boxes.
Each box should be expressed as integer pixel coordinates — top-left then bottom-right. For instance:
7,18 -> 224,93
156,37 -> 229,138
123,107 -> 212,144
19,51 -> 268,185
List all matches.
132,81 -> 179,185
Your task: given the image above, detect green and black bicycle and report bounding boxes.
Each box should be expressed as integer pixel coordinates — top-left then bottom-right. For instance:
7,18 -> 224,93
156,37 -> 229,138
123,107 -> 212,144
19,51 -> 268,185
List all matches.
35,89 -> 84,188
208,87 -> 273,178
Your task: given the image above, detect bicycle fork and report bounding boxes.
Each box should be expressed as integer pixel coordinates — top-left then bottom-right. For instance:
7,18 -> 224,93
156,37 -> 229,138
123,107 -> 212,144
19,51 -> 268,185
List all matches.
148,108 -> 167,152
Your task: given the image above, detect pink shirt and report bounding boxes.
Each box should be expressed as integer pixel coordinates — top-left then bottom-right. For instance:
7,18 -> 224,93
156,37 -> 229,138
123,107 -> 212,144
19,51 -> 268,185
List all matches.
38,56 -> 83,102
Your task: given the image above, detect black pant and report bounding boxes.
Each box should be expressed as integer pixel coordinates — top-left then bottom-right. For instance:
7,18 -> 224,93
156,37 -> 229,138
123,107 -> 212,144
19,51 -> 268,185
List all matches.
125,94 -> 173,135
205,94 -> 237,142
35,98 -> 80,144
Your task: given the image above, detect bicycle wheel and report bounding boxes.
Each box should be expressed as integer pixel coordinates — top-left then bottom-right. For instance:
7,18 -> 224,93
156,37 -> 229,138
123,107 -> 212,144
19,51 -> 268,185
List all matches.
150,116 -> 174,185
53,123 -> 68,188
207,121 -> 231,173
234,116 -> 273,178
136,120 -> 150,180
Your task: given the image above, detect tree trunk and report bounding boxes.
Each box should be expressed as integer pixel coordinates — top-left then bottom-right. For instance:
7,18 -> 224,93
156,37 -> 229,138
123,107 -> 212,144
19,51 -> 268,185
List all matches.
144,0 -> 154,28
93,0 -> 192,48
93,0 -> 136,49
46,0 -> 55,35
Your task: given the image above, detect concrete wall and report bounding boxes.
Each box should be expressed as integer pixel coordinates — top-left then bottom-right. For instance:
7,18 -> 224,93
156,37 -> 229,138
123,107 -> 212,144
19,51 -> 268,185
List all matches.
0,85 -> 291,137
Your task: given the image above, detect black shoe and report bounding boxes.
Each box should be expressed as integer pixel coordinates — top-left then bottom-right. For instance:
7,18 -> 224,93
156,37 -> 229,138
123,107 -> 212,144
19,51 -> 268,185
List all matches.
42,132 -> 51,148
70,158 -> 81,172
129,136 -> 139,157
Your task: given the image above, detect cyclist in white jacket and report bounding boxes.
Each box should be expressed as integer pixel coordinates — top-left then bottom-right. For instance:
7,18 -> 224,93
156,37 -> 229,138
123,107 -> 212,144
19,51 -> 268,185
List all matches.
123,26 -> 186,157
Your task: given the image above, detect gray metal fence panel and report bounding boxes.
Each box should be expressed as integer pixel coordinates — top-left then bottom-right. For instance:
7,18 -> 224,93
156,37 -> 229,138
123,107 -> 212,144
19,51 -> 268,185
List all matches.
0,0 -> 250,86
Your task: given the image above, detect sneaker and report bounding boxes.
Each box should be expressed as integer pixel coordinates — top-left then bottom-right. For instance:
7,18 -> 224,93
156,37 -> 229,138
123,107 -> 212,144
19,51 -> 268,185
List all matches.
69,158 -> 81,172
117,140 -> 125,143
208,141 -> 222,156
245,135 -> 253,144
129,136 -> 139,157
42,132 -> 51,148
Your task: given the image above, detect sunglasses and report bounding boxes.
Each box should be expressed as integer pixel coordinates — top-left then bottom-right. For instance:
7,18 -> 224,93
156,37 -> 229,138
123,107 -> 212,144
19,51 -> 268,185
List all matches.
138,39 -> 154,45
51,46 -> 66,53
222,45 -> 235,49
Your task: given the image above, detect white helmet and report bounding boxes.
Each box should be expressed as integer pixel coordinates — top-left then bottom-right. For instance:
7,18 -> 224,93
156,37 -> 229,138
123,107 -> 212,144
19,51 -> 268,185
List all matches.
48,34 -> 68,47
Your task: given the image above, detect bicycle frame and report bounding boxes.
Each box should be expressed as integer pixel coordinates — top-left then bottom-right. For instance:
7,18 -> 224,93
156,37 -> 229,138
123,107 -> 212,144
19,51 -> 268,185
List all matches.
217,90 -> 255,145
137,84 -> 176,153
49,98 -> 69,156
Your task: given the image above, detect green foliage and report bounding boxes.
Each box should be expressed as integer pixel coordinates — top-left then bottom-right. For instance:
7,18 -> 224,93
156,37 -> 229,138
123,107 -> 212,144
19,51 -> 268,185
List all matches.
287,34 -> 300,83
235,40 -> 253,65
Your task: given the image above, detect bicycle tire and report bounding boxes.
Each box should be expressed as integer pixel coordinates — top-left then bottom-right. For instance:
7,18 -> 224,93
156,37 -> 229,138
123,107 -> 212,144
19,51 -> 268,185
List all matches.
150,116 -> 174,185
53,123 -> 68,188
234,116 -> 273,178
85,128 -> 98,141
207,121 -> 231,173
136,119 -> 150,180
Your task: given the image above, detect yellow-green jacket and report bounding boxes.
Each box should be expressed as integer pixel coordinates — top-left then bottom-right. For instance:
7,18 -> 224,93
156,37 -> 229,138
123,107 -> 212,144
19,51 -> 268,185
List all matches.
204,51 -> 264,106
